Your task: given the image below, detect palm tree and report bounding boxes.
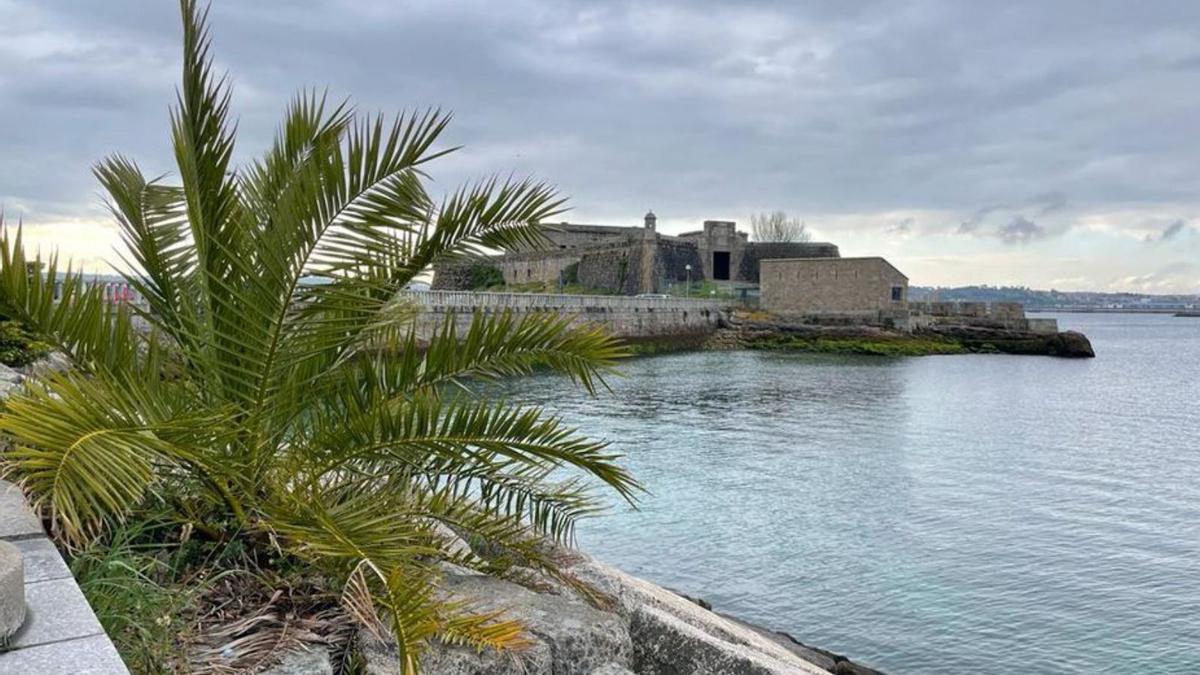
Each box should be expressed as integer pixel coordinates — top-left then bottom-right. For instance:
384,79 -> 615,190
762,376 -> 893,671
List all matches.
0,1 -> 637,670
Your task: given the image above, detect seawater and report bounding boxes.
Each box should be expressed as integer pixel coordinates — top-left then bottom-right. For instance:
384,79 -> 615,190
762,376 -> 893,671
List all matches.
495,313 -> 1200,674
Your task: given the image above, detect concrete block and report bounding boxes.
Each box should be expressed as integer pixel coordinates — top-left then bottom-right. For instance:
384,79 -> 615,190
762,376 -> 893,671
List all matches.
14,537 -> 71,583
0,540 -> 25,641
8,577 -> 103,650
0,480 -> 43,540
0,634 -> 129,674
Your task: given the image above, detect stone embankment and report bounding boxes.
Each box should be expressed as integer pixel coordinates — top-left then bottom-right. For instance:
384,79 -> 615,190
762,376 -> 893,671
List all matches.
356,547 -> 884,675
402,291 -> 723,346
717,313 -> 1095,358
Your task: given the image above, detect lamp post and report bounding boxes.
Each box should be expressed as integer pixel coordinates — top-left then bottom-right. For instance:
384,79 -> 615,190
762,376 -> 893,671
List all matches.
685,264 -> 692,297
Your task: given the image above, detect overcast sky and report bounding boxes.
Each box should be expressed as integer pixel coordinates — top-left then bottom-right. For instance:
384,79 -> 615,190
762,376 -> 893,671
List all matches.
2,1 -> 1199,292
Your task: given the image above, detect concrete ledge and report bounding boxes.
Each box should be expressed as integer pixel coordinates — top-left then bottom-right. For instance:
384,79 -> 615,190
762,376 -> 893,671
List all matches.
0,481 -> 43,540
0,480 -> 128,673
10,578 -> 105,650
0,541 -> 24,642
0,634 -> 129,674
13,538 -> 71,584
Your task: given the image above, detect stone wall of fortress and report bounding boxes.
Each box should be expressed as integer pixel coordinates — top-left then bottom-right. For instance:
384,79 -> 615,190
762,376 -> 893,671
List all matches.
400,290 -> 723,342
495,251 -> 583,286
761,257 -> 908,320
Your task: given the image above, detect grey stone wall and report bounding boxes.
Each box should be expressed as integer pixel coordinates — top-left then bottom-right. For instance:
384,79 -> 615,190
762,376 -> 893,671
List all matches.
508,223 -> 639,253
678,221 -> 748,282
760,257 -> 908,320
651,239 -> 706,286
578,247 -> 643,295
496,252 -> 582,286
738,242 -> 841,283
431,260 -> 482,290
402,291 -> 723,342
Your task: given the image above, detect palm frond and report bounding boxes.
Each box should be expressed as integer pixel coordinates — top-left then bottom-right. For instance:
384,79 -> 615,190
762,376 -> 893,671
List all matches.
0,371 -> 218,543
314,389 -> 643,504
0,224 -> 145,378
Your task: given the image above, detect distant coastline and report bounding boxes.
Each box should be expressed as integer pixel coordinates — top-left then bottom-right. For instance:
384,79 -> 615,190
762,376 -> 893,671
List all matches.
1028,307 -> 1194,314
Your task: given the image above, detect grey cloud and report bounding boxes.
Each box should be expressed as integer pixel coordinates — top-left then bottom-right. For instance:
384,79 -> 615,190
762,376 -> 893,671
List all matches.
958,192 -> 1066,236
997,215 -> 1046,245
957,205 -> 1003,235
1031,192 -> 1067,215
1144,219 -> 1191,243
1,1 -> 1200,291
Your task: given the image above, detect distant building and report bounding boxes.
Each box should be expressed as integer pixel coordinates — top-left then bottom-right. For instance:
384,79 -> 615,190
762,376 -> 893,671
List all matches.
433,212 -> 840,295
760,257 -> 908,322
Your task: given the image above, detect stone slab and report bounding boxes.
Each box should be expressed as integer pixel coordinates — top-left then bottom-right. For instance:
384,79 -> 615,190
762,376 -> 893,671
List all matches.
0,480 -> 43,540
0,633 -> 129,674
8,577 -> 104,650
14,537 -> 71,583
0,540 -> 24,641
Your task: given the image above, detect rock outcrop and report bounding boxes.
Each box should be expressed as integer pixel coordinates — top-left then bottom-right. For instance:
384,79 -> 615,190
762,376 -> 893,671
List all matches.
0,364 -> 22,398
358,550 -> 863,675
921,325 -> 1095,358
718,314 -> 1096,359
363,570 -> 634,675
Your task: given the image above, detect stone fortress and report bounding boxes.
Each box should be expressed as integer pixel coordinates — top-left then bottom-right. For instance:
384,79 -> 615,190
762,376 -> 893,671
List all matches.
431,210 -> 1062,339
433,212 -> 840,295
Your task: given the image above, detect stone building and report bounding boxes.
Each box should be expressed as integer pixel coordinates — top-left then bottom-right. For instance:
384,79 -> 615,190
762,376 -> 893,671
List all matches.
433,212 -> 840,295
760,257 -> 909,322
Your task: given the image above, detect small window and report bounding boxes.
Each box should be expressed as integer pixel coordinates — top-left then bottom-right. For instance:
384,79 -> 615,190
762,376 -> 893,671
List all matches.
891,286 -> 904,301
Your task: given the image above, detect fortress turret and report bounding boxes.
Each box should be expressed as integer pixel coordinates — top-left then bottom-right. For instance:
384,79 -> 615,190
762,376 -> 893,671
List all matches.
644,210 -> 657,232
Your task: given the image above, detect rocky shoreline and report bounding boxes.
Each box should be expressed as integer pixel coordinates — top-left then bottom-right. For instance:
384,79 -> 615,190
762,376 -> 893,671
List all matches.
351,548 -> 885,675
705,314 -> 1095,359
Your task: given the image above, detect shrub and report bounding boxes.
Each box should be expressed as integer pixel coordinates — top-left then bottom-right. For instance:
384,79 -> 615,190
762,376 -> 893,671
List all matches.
0,319 -> 50,367
465,262 -> 504,289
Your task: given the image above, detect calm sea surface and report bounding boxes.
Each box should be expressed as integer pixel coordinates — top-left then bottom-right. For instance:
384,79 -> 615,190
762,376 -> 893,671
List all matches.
496,313 -> 1200,674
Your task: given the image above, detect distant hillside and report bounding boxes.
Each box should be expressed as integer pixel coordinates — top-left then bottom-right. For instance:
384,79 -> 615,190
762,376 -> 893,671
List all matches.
909,285 -> 1200,310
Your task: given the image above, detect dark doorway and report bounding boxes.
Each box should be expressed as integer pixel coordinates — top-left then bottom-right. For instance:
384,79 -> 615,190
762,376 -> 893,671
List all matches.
712,251 -> 731,280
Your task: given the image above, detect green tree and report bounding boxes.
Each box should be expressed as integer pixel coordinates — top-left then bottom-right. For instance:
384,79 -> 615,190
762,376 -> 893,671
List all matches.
465,262 -> 505,289
0,2 -> 636,671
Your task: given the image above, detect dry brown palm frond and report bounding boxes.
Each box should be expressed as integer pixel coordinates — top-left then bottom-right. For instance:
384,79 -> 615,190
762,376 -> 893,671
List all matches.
187,573 -> 353,674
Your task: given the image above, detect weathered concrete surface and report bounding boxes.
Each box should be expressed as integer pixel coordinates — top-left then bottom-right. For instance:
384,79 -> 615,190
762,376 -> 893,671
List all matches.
13,537 -> 72,584
364,572 -> 634,675
9,577 -> 106,650
567,556 -> 829,675
0,633 -> 131,674
356,548 -> 885,675
0,480 -> 43,545
0,540 -> 25,641
0,406 -> 129,673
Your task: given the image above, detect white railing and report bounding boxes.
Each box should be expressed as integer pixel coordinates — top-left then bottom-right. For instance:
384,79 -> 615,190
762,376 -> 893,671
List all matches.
400,290 -> 721,312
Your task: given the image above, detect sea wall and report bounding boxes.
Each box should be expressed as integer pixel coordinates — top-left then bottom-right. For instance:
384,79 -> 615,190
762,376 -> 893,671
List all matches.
401,290 -> 723,343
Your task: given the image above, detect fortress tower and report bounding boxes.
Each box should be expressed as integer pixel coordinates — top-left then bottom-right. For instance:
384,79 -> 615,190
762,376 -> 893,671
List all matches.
641,210 -> 658,292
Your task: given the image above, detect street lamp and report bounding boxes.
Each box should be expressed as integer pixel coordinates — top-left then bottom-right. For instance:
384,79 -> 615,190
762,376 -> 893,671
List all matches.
685,264 -> 692,297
